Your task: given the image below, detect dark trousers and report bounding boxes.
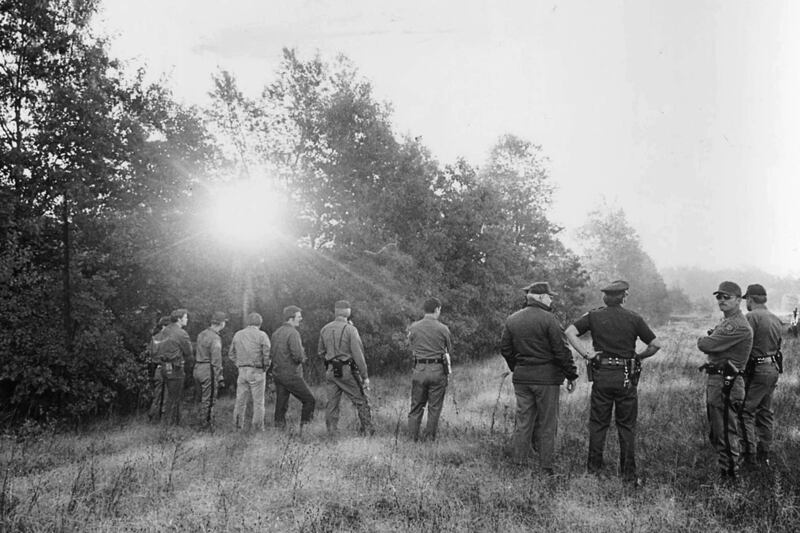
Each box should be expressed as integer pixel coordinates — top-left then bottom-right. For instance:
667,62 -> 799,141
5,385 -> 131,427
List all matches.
707,374 -> 745,474
739,363 -> 779,462
588,367 -> 637,479
512,382 -> 560,469
162,368 -> 185,426
147,365 -> 165,421
274,373 -> 316,427
408,365 -> 448,440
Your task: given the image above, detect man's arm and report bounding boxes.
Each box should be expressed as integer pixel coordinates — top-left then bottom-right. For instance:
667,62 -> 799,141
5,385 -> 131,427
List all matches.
288,329 -> 306,364
228,334 -> 237,365
499,324 -> 517,371
697,325 -> 751,353
211,335 -> 223,379
548,320 -> 578,381
348,326 -> 368,379
260,332 -> 272,369
564,325 -> 600,360
636,339 -> 661,361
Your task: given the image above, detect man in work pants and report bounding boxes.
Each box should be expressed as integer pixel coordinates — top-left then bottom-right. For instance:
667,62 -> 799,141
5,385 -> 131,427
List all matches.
318,300 -> 373,436
697,281 -> 753,480
158,309 -> 193,426
407,297 -> 453,441
230,312 -> 271,431
194,311 -> 227,430
147,316 -> 170,422
271,305 -> 316,429
739,283 -> 782,469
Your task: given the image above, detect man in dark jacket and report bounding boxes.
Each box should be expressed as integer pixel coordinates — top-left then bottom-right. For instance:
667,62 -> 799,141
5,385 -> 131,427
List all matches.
565,280 -> 660,483
158,308 -> 193,426
501,282 -> 578,475
194,311 -> 227,430
271,305 -> 315,429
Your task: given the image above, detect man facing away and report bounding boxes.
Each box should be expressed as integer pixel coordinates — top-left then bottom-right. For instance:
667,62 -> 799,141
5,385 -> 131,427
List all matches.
697,281 -> 753,480
565,280 -> 660,484
158,308 -> 193,426
194,311 -> 227,430
407,297 -> 453,441
271,305 -> 316,430
501,282 -> 577,475
318,300 -> 373,437
230,312 -> 271,431
740,283 -> 782,469
147,316 -> 171,422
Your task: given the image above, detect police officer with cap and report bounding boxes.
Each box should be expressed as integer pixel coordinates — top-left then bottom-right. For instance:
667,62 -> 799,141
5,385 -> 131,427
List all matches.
565,280 -> 661,483
697,281 -> 753,480
739,283 -> 782,469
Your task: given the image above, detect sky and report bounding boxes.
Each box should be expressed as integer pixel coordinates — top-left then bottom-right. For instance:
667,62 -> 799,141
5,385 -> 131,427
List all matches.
95,0 -> 800,277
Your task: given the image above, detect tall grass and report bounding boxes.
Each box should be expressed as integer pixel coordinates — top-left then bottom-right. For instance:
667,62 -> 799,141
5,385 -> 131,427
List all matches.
2,321 -> 799,532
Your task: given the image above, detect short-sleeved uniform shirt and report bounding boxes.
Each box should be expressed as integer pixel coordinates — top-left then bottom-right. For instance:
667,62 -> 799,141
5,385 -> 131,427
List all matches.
571,305 -> 656,358
196,327 -> 223,375
318,317 -> 368,379
408,316 -> 452,360
697,309 -> 752,368
745,307 -> 782,358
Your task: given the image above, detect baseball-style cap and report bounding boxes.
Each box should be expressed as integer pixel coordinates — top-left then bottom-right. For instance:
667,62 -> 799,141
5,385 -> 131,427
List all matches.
334,300 -> 351,309
742,284 -> 767,298
712,281 -> 742,297
211,311 -> 227,324
523,281 -> 558,296
601,280 -> 630,293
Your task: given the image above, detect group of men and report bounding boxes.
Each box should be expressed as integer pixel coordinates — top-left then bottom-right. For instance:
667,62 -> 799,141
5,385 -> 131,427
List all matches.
500,278 -> 783,483
145,278 -> 784,482
146,300 -> 376,436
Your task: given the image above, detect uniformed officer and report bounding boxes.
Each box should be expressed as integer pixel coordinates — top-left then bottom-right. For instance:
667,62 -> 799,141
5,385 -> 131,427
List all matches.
565,280 -> 661,483
697,281 -> 753,480
158,309 -> 193,426
407,297 -> 453,442
271,305 -> 316,429
147,316 -> 171,422
739,283 -> 782,468
194,311 -> 227,430
318,300 -> 373,436
501,282 -> 577,475
230,312 -> 271,431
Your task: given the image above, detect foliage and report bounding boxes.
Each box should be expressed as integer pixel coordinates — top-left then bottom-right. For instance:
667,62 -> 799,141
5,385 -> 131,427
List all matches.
577,207 -> 671,325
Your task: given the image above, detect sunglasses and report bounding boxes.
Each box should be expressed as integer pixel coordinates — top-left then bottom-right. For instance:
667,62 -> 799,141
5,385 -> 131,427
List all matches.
715,293 -> 734,301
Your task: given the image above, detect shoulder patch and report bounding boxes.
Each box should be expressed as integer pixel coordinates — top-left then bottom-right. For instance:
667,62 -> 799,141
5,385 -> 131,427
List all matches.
724,323 -> 735,333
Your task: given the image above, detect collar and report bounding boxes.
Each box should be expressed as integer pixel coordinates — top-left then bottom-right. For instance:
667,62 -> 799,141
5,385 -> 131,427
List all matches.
334,316 -> 348,323
527,299 -> 552,312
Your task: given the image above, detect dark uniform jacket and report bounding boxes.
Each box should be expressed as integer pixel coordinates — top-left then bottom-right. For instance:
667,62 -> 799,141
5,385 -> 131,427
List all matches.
318,317 -> 368,379
745,306 -> 782,359
156,323 -> 193,367
572,305 -> 656,359
500,300 -> 578,384
697,309 -> 752,369
270,323 -> 306,378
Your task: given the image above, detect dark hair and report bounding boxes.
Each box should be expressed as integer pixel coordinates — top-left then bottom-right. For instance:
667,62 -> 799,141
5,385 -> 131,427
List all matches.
750,295 -> 767,305
283,305 -> 302,321
170,308 -> 189,322
247,312 -> 263,327
423,297 -> 442,314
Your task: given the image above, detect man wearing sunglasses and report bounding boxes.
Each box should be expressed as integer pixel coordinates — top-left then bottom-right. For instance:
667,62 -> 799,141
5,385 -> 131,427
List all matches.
697,281 -> 753,481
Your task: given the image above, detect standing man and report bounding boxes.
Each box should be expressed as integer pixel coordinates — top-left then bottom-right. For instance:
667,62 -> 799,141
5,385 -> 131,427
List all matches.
194,311 -> 227,430
565,281 -> 660,483
501,282 -> 577,474
318,300 -> 373,437
147,316 -> 171,422
158,308 -> 193,426
271,305 -> 316,429
697,281 -> 753,480
407,297 -> 453,442
230,312 -> 271,431
739,284 -> 782,469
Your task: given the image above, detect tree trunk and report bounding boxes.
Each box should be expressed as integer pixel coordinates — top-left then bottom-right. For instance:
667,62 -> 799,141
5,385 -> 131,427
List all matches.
62,187 -> 73,353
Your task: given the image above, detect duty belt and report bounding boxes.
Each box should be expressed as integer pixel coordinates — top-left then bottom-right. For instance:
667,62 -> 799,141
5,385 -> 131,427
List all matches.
702,367 -> 725,375
195,361 -> 211,365
416,358 -> 443,364
597,356 -> 633,367
752,355 -> 776,365
238,364 -> 264,369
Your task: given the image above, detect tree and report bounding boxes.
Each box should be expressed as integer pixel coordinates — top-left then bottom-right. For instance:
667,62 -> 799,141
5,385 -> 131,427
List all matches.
577,207 -> 670,325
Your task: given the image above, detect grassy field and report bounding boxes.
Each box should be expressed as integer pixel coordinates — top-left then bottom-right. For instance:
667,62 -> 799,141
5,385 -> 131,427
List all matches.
2,319 -> 800,532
